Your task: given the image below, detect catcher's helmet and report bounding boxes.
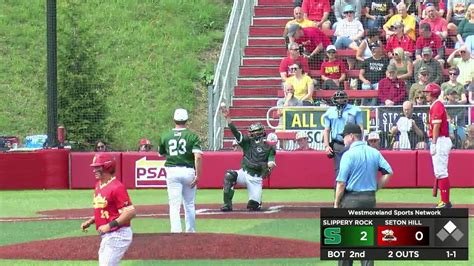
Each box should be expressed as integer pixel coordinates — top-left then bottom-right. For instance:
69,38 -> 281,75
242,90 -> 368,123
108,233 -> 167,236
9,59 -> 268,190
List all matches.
248,123 -> 266,139
423,83 -> 441,98
90,153 -> 116,173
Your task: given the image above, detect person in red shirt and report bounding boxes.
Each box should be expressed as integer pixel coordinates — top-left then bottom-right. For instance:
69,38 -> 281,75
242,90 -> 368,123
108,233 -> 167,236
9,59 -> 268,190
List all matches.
422,83 -> 453,208
378,64 -> 407,105
301,0 -> 331,30
420,4 -> 448,40
320,45 -> 347,90
279,42 -> 310,82
288,24 -> 331,69
415,23 -> 445,64
385,21 -> 415,58
80,153 -> 136,265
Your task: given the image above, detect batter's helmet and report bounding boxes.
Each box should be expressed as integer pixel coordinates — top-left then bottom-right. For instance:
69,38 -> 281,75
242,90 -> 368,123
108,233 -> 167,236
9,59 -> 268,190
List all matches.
139,138 -> 151,146
90,153 -> 116,173
423,83 -> 441,98
248,123 -> 266,139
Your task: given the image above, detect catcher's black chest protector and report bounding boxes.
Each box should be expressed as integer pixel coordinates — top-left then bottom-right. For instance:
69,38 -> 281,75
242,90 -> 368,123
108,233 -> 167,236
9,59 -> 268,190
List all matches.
242,140 -> 272,170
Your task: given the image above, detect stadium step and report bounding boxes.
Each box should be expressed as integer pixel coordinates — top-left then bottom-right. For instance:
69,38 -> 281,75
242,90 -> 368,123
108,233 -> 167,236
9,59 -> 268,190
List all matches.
258,0 -> 294,6
249,26 -> 285,37
245,46 -> 286,56
229,107 -> 269,117
242,57 -> 282,66
234,86 -> 280,97
239,66 -> 279,77
233,97 -> 277,107
252,17 -> 290,27
254,6 -> 293,17
248,37 -> 286,46
237,78 -> 281,86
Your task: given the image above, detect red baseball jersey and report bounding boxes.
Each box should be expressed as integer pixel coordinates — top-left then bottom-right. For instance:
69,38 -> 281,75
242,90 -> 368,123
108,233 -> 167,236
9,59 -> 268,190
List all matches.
93,177 -> 134,231
428,100 -> 449,138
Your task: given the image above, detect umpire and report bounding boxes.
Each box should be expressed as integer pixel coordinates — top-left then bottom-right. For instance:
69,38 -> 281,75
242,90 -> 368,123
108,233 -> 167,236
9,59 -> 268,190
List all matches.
323,91 -> 363,177
334,123 -> 393,266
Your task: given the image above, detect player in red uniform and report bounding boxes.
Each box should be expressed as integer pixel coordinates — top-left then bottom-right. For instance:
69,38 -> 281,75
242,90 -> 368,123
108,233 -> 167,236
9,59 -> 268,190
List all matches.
423,83 -> 453,208
80,153 -> 137,265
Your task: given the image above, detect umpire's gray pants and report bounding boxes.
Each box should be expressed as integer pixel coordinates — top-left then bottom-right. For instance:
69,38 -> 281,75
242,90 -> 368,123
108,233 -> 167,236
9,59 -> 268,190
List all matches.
338,191 -> 376,266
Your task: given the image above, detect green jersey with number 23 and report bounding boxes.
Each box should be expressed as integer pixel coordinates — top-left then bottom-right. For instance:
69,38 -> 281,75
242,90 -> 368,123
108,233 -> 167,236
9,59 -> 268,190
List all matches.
159,128 -> 202,168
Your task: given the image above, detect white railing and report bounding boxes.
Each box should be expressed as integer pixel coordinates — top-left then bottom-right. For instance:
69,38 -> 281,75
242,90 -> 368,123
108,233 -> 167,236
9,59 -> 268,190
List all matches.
208,0 -> 256,150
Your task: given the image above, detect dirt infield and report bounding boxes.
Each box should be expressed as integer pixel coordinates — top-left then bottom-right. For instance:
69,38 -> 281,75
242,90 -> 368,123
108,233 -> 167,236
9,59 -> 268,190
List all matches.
0,233 -> 320,260
1,202 -> 472,222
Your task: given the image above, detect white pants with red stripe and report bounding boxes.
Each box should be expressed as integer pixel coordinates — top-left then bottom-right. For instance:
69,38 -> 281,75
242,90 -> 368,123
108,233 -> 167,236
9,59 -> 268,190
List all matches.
431,136 -> 452,179
99,226 -> 133,266
165,167 -> 197,233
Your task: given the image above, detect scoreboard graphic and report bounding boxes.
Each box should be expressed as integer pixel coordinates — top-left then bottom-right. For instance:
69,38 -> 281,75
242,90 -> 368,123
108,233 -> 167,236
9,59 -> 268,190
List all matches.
320,208 -> 468,260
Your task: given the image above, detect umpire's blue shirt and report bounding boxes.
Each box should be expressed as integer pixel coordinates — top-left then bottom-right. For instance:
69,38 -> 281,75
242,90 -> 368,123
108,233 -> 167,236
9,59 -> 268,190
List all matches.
336,141 -> 393,192
323,104 -> 363,142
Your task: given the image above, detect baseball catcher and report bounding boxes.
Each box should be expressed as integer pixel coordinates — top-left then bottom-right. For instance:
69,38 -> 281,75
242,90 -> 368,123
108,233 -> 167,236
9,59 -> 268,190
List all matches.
220,105 -> 276,212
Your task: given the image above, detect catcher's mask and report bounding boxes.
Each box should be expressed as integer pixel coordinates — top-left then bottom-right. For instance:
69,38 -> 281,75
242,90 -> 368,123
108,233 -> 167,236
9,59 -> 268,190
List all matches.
90,153 -> 116,173
248,123 -> 266,140
332,91 -> 349,117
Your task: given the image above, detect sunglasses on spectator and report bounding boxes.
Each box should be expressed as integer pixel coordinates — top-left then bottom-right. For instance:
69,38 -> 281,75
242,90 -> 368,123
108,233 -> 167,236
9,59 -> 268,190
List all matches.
460,51 -> 466,54
449,72 -> 458,76
327,50 -> 336,54
290,67 -> 299,71
420,72 -> 428,76
97,145 -> 105,149
344,11 -> 354,14
415,97 -> 423,99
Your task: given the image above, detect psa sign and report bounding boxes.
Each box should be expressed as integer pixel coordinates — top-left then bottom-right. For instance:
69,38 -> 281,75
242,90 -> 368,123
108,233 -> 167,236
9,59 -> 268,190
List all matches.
135,157 -> 167,188
282,107 -> 371,131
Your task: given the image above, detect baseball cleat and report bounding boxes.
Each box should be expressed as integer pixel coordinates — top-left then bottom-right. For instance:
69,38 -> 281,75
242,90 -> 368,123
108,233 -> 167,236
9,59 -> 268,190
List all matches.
435,201 -> 452,209
220,206 -> 233,212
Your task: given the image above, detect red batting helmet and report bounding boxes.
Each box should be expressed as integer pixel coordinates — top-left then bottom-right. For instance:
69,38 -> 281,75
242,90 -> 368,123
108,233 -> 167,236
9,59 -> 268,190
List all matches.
90,153 -> 116,173
139,138 -> 151,146
422,83 -> 441,98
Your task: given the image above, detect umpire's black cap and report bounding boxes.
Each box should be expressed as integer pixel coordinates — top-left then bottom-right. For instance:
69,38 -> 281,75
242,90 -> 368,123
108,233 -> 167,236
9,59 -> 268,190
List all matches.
339,123 -> 362,137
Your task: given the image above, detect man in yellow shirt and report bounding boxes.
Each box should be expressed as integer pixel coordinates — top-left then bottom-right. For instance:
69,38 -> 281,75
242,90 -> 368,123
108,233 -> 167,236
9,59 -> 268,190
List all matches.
383,2 -> 417,41
283,7 -> 317,38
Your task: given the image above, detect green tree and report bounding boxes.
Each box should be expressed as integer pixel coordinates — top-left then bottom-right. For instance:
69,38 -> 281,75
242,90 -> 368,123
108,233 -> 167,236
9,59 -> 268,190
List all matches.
57,0 -> 109,150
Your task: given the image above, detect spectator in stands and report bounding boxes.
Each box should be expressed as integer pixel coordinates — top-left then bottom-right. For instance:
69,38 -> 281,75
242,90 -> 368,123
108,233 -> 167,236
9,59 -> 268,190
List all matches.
279,42 -> 311,83
385,21 -> 416,58
384,2 -> 417,41
334,0 -> 363,26
440,66 -> 468,103
94,140 -> 107,152
283,7 -> 317,38
277,83 -> 303,124
421,4 -> 449,40
447,0 -> 471,39
359,42 -> 390,105
392,0 -> 417,16
444,88 -> 462,104
367,131 -> 381,150
414,91 -> 427,105
447,46 -> 474,86
364,0 -> 394,30
414,47 -> 443,84
390,100 -> 426,150
288,24 -> 331,69
463,124 -> 474,149
295,131 -> 313,150
378,64 -> 407,105
301,0 -> 332,30
415,24 -> 445,65
356,29 -> 381,61
321,45 -> 347,90
409,66 -> 431,101
419,1 -> 446,19
334,5 -> 365,51
138,138 -> 152,152
468,78 -> 474,104
285,63 -> 315,105
390,47 -> 414,88
455,4 -> 474,51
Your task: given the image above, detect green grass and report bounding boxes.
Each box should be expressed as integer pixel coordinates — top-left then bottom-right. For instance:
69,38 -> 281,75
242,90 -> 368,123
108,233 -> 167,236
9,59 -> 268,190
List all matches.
0,189 -> 472,265
0,0 -> 231,149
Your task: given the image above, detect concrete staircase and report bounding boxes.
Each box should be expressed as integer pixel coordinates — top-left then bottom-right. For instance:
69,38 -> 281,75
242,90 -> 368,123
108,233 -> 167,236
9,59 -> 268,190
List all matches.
224,0 -> 293,148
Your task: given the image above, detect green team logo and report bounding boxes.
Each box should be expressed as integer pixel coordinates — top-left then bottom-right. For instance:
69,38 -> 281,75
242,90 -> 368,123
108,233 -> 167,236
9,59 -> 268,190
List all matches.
168,139 -> 187,156
324,227 -> 342,245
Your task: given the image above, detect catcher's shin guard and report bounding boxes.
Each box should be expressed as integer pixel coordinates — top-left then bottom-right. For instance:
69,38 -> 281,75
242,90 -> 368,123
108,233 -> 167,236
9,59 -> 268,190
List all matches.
247,200 -> 261,211
223,170 -> 237,208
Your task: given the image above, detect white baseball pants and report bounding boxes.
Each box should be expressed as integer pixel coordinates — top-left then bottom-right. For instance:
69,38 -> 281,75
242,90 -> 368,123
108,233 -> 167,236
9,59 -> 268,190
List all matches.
431,136 -> 452,179
236,169 -> 263,203
99,226 -> 133,266
165,166 -> 197,233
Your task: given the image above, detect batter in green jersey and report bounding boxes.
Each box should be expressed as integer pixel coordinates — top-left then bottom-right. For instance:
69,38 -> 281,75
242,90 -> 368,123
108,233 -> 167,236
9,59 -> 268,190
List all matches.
158,108 -> 202,232
220,106 -> 276,212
